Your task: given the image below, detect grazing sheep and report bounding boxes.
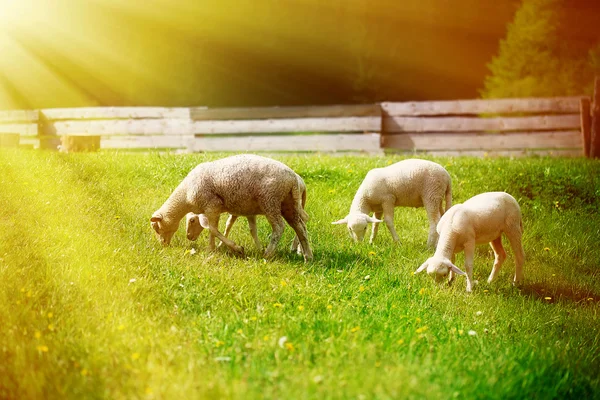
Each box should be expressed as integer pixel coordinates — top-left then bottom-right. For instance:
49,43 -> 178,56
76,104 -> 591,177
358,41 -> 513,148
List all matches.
332,159 -> 452,247
414,191 -> 525,292
150,154 -> 312,262
184,174 -> 308,254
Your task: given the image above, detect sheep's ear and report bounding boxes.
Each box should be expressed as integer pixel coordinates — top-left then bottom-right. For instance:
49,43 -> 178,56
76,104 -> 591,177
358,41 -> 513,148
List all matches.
199,214 -> 210,229
366,216 -> 383,223
331,217 -> 348,225
414,260 -> 429,275
150,213 -> 163,223
448,262 -> 466,276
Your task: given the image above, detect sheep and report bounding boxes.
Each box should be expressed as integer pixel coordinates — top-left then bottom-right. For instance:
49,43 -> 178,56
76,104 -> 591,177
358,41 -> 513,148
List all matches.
150,154 -> 312,262
332,159 -> 452,247
185,212 -> 262,250
414,191 -> 525,292
184,174 -> 308,254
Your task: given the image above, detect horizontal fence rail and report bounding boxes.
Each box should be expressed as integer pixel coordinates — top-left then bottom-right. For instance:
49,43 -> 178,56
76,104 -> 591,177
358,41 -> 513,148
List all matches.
0,95 -> 597,157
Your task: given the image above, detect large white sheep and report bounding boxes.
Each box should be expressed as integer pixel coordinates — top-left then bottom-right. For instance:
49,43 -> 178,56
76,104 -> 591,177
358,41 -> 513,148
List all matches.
184,174 -> 308,254
332,159 -> 452,247
414,191 -> 525,292
150,154 -> 312,262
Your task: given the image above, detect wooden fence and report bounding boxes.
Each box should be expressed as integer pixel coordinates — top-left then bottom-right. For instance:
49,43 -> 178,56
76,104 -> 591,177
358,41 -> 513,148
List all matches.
1,93 -> 599,157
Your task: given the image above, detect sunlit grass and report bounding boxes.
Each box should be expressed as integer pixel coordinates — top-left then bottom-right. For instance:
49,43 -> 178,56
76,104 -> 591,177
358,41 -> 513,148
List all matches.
0,150 -> 599,399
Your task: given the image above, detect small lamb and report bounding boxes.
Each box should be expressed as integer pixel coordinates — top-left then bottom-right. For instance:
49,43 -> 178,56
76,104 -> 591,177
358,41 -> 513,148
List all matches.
185,213 -> 262,249
150,154 -> 312,262
414,191 -> 525,292
332,159 -> 452,247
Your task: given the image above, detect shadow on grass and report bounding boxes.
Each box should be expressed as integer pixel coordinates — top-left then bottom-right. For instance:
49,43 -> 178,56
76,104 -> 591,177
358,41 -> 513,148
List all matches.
519,282 -> 600,305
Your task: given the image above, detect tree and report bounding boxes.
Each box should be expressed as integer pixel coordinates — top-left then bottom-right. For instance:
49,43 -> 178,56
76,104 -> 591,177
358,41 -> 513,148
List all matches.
481,0 -> 600,98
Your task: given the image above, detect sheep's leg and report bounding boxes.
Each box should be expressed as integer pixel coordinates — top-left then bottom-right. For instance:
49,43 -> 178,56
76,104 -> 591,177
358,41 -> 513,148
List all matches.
506,228 -> 525,285
381,201 -> 400,242
246,215 -> 263,250
487,237 -> 507,284
424,201 -> 442,248
205,213 -> 245,257
369,211 -> 384,244
263,212 -> 286,259
217,214 -> 238,248
290,235 -> 302,254
448,254 -> 457,284
464,242 -> 476,292
284,215 -> 313,262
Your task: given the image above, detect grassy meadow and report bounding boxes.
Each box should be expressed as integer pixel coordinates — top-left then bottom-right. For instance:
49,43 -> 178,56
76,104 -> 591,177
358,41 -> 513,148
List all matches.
1,150 -> 599,399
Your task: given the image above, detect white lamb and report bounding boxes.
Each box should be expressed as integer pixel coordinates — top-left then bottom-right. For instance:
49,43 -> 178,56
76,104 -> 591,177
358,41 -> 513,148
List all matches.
150,154 -> 312,262
414,191 -> 525,292
332,159 -> 452,247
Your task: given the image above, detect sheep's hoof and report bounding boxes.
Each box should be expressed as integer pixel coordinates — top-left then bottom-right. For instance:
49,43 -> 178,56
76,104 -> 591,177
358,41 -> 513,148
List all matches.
232,246 -> 245,258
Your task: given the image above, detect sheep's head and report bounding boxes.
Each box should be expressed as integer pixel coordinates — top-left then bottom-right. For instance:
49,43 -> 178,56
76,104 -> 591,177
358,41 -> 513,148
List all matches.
332,213 -> 382,242
414,256 -> 466,282
185,213 -> 209,241
150,213 -> 178,246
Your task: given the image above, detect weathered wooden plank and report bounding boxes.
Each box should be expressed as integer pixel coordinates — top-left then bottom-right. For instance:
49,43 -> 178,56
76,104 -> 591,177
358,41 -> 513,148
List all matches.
101,135 -> 195,149
190,104 -> 381,121
0,123 -> 38,135
383,114 -> 580,133
188,133 -> 382,153
382,131 -> 583,151
381,97 -> 584,116
41,107 -> 192,121
45,117 -> 381,136
580,98 -> 592,157
386,149 -> 583,157
0,110 -> 38,123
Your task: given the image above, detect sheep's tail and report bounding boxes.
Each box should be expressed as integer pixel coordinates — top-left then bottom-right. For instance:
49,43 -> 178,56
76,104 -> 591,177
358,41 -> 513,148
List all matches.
293,175 -> 309,222
444,182 -> 453,213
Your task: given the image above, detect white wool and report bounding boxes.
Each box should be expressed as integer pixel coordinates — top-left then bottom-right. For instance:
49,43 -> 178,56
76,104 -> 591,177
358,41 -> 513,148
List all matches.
333,159 -> 452,247
415,191 -> 525,292
151,154 -> 312,262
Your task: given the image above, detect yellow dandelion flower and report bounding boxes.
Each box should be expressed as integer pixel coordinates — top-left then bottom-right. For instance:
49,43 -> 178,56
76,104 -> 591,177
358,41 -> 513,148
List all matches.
47,324 -> 54,331
587,298 -> 594,301
36,345 -> 48,352
544,247 -> 550,252
81,369 -> 88,376
250,316 -> 257,321
273,303 -> 283,308
237,329 -> 243,334
327,305 -> 333,310
297,305 -> 305,311
416,317 -> 422,323
20,288 -> 25,293
145,388 -> 153,395
359,285 -> 365,292
34,331 -> 41,339
419,288 -> 426,295
280,280 -> 287,287
544,297 -> 552,301
26,290 -> 32,298
350,326 -> 360,333
285,342 -> 295,352
458,330 -> 464,335
328,189 -> 336,194
263,335 -> 270,341
397,339 -> 405,345
483,290 -> 489,293
347,169 -> 353,173
47,312 -> 53,318
328,284 -> 333,288
215,340 -> 225,348
387,160 -> 393,165
117,324 -> 125,331
416,326 -> 428,334
131,353 -> 140,360
368,251 -> 376,256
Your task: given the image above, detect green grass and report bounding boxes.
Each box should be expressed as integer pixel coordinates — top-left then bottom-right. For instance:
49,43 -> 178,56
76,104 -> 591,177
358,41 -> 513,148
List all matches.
1,150 -> 599,399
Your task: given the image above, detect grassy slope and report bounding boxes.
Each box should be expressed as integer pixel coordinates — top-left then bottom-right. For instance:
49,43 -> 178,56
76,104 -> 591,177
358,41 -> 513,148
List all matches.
0,150 -> 599,399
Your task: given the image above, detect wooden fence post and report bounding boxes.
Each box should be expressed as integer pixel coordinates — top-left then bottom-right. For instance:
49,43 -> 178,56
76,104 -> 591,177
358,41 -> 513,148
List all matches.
590,77 -> 600,159
37,111 -> 60,151
580,97 -> 591,157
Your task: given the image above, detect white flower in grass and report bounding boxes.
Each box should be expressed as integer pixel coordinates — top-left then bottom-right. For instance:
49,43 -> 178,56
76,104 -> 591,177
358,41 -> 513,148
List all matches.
476,311 -> 482,316
278,336 -> 288,348
468,330 -> 477,336
129,278 -> 136,284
